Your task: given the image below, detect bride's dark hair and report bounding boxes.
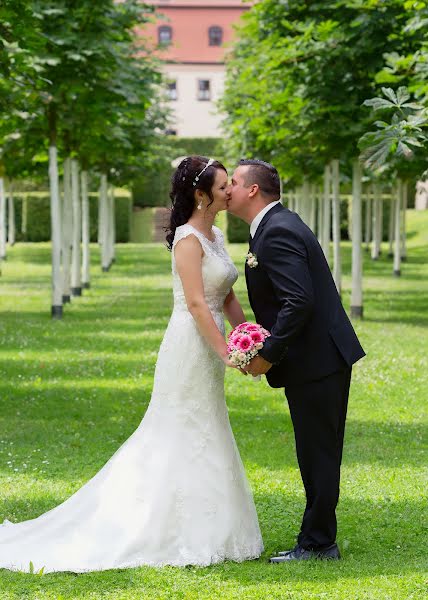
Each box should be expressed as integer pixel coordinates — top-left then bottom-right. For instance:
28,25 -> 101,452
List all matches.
165,155 -> 227,251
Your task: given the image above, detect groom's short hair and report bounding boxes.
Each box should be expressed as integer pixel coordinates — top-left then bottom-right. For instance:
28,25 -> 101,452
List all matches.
238,159 -> 280,200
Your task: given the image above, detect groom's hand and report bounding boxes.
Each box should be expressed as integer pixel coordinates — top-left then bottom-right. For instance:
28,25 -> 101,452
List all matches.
245,356 -> 273,376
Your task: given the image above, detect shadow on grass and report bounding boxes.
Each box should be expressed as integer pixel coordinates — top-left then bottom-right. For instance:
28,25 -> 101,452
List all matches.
0,495 -> 425,589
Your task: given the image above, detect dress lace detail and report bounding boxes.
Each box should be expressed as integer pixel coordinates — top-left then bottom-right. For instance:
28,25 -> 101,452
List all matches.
0,223 -> 263,573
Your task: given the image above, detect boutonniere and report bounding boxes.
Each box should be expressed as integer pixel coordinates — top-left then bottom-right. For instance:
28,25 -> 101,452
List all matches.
246,251 -> 258,268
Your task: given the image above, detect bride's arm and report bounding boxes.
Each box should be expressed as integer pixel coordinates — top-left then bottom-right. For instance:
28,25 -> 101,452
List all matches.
223,289 -> 246,329
175,235 -> 233,366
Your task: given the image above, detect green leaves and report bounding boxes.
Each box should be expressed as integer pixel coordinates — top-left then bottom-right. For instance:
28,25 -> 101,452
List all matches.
28,560 -> 45,575
359,87 -> 428,171
1,0 -> 167,185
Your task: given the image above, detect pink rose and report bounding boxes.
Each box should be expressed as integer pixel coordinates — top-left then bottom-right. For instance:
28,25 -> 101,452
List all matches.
245,324 -> 259,332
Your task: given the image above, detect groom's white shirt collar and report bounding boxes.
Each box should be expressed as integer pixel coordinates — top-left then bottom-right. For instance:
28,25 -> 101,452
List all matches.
250,200 -> 281,238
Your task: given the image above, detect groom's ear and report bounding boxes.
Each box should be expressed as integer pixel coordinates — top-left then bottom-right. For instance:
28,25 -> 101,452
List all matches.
248,183 -> 259,198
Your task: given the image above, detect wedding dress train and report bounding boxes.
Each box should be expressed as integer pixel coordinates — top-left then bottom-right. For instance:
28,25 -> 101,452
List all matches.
0,224 -> 264,572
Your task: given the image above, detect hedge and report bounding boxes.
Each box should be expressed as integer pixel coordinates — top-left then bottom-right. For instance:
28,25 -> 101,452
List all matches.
132,137 -> 225,208
227,195 -> 393,243
10,194 -> 131,243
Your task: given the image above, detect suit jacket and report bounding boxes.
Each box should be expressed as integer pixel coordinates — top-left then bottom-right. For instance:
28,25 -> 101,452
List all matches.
245,203 -> 365,388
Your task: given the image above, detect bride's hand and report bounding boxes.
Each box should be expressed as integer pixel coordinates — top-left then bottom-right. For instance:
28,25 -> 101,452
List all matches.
221,355 -> 237,368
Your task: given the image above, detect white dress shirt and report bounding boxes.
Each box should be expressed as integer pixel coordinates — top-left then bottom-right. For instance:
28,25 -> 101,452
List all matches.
250,201 -> 281,238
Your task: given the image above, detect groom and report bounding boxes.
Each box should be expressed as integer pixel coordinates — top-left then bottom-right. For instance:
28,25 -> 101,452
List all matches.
227,159 -> 365,562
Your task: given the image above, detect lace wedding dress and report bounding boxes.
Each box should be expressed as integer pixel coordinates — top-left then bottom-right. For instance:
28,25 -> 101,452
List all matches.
0,224 -> 264,573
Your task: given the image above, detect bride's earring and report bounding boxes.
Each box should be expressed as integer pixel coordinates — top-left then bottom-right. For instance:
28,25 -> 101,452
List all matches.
197,199 -> 202,210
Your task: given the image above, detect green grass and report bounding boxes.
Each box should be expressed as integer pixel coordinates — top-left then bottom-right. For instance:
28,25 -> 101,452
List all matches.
0,210 -> 427,599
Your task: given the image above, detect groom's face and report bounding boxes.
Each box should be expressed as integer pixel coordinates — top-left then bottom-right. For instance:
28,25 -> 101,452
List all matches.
227,166 -> 251,217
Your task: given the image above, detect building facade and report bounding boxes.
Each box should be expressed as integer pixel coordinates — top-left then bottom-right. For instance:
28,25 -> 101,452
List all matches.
143,0 -> 250,138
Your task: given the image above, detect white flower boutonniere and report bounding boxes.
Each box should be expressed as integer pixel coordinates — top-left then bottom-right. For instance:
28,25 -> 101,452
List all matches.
246,251 -> 258,269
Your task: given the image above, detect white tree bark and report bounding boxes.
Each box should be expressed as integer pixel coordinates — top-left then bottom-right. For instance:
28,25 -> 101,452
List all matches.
394,180 -> 402,276
49,145 -> 63,318
100,174 -> 110,271
401,181 -> 407,260
81,170 -> 90,289
351,160 -> 363,318
309,183 -> 317,233
322,164 -> 331,262
71,159 -> 82,295
388,194 -> 395,257
0,177 -> 6,262
294,186 -> 301,216
21,197 -> 28,239
301,179 -> 310,226
331,159 -> 341,294
7,181 -> 15,246
378,192 -> 383,254
61,157 -> 73,302
317,184 -> 323,244
371,185 -> 381,260
364,187 -> 371,251
110,185 -> 116,264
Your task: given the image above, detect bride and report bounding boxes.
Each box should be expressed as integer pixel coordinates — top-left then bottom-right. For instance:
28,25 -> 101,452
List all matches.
0,156 -> 264,573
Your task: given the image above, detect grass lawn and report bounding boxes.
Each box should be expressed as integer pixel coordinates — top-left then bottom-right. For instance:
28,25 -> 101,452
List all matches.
0,210 -> 427,599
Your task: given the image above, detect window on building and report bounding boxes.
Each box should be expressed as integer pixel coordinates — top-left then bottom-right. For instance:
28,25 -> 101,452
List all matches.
209,26 -> 223,46
158,25 -> 172,45
197,79 -> 211,101
166,81 -> 177,101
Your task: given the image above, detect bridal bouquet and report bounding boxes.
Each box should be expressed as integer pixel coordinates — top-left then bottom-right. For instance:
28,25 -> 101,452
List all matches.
227,322 -> 270,370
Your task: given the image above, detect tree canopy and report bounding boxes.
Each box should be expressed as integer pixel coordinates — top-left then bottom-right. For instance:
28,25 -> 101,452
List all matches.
221,0 -> 427,183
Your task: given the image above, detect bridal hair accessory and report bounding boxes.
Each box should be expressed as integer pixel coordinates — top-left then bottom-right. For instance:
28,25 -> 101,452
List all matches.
246,251 -> 258,268
227,322 -> 270,379
193,158 -> 214,187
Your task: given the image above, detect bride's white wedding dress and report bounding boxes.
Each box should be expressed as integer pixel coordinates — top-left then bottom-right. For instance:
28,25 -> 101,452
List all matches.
0,224 -> 263,573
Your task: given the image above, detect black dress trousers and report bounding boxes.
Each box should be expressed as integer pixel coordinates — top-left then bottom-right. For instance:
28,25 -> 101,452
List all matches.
284,367 -> 352,549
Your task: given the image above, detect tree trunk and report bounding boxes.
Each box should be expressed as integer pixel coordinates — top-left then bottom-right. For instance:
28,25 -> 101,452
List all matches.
49,144 -> 63,318
21,197 -> 28,240
309,183 -> 316,234
302,179 -> 310,226
371,185 -> 381,260
61,157 -> 72,303
378,193 -> 383,255
0,177 -> 6,262
322,164 -> 331,263
388,194 -> 394,257
394,180 -> 402,276
109,185 -> 116,265
294,187 -> 300,216
100,174 -> 110,271
401,181 -> 407,260
331,159 -> 341,294
351,160 -> 363,318
317,184 -> 323,244
71,159 -> 82,296
81,170 -> 90,289
364,187 -> 371,251
7,181 -> 15,246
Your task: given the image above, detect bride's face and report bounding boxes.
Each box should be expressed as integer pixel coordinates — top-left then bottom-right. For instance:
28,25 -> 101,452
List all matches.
200,168 -> 230,214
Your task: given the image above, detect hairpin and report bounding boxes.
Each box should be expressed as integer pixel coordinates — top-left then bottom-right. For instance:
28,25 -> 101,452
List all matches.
192,158 -> 214,187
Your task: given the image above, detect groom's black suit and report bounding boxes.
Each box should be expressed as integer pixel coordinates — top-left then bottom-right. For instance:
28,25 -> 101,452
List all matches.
245,202 -> 365,550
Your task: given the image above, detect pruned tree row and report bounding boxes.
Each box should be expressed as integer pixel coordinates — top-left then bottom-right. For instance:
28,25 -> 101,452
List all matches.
222,0 -> 428,319
0,0 -> 169,318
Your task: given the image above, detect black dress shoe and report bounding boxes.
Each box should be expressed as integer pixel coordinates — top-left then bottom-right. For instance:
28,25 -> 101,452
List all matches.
270,543 -> 340,562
